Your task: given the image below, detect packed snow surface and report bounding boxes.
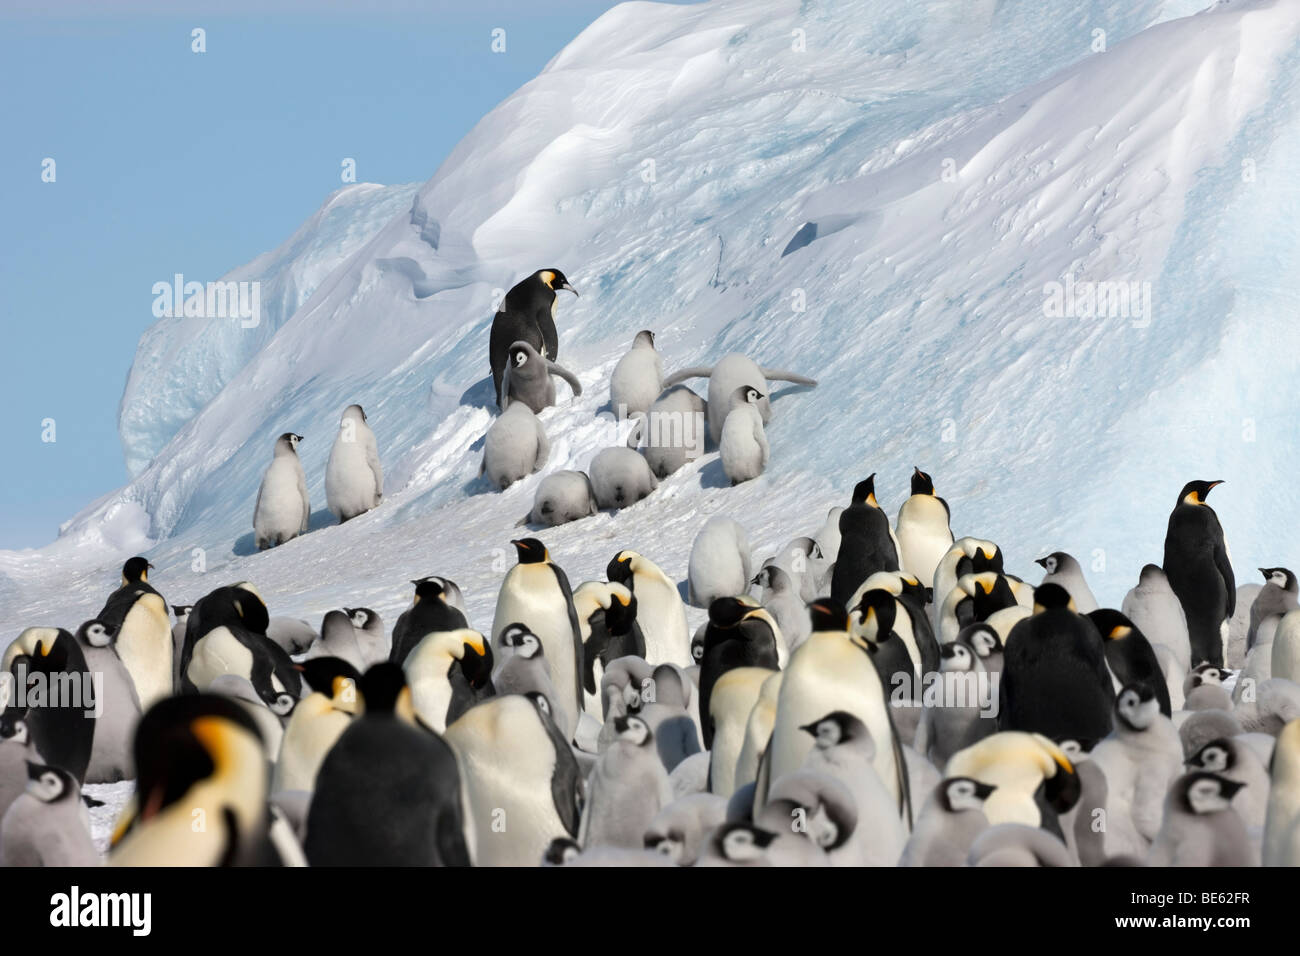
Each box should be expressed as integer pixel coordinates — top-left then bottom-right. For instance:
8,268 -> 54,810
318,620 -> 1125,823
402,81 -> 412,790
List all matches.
3,0 -> 1299,651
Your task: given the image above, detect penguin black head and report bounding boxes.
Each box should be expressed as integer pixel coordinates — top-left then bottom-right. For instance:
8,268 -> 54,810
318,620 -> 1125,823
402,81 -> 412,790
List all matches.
634,329 -> 655,348
345,607 -> 379,630
1087,608 -> 1136,642
716,822 -> 777,861
512,538 -> 549,564
808,599 -> 849,633
343,403 -> 367,423
25,762 -> 76,804
1190,662 -> 1229,685
910,467 -> 935,496
854,589 -> 897,639
939,641 -> 976,671
537,269 -> 578,296
202,583 -> 271,636
298,657 -> 362,699
509,343 -> 533,369
1031,583 -> 1075,613
850,474 -> 879,508
1179,771 -> 1244,814
799,711 -> 866,750
607,551 -> 635,584
359,663 -> 408,714
1034,552 -> 1064,574
170,604 -> 192,621
939,776 -> 996,812
612,714 -> 652,746
1115,682 -> 1159,731
524,690 -> 559,728
411,577 -> 452,602
956,622 -> 1002,658
603,588 -> 638,636
1039,746 -> 1080,812
1178,479 -> 1223,506
707,596 -> 754,629
542,836 -> 581,865
276,433 -> 304,454
75,619 -> 117,649
501,623 -> 543,657
1259,567 -> 1298,591
131,694 -> 265,824
730,385 -> 764,407
121,556 -> 153,584
1187,737 -> 1236,774
457,639 -> 494,690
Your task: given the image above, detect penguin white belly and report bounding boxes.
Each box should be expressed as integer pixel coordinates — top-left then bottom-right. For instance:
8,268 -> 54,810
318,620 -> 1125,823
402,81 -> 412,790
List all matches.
892,605 -> 923,677
896,497 -> 952,589
409,668 -> 455,733
719,408 -> 766,483
492,573 -> 579,735
116,593 -> 173,709
768,638 -> 899,810
188,627 -> 284,694
325,440 -> 378,518
255,460 -> 307,539
733,672 -> 782,792
273,699 -> 350,793
633,581 -> 690,667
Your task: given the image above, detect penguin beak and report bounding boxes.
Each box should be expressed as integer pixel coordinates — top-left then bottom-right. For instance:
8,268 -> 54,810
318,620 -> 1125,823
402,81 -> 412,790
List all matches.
1034,557 -> 1049,569
974,782 -> 997,799
558,282 -> 578,296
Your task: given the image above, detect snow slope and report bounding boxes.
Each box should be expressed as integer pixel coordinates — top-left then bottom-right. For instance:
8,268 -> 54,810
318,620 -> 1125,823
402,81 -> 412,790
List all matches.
3,0 -> 1299,645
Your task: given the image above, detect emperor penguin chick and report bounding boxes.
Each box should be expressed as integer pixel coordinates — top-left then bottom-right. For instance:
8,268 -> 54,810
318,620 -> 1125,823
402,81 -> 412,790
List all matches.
482,401 -> 549,490
1147,772 -> 1252,866
0,762 -> 98,867
719,386 -> 768,485
324,404 -> 382,522
253,432 -> 309,549
579,715 -> 673,850
609,329 -> 663,417
899,776 -> 995,866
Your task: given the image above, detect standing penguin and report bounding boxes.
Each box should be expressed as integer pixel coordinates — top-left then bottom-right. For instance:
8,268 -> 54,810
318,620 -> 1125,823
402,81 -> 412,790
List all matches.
306,664 -> 470,866
697,597 -> 780,749
500,340 -> 583,413
0,713 -> 36,824
1163,480 -> 1234,667
97,556 -> 172,710
111,694 -> 280,866
719,386 -> 769,485
753,563 -> 811,656
913,641 -> 995,766
491,539 -> 583,738
0,763 -> 98,867
830,476 -> 900,607
303,609 -> 369,672
1035,552 -> 1099,614
170,603 -> 192,691
607,550 -> 691,666
1147,772 -> 1252,866
895,468 -> 953,589
1121,564 -> 1191,673
931,537 -> 1003,633
1088,608 -> 1172,716
660,352 -> 817,445
74,619 -> 140,784
492,624 -> 561,717
579,715 -> 673,849
573,582 -> 645,717
389,577 -> 469,667
1249,567 -> 1299,651
688,516 -> 752,609
324,404 -> 383,522
481,401 -> 549,490
272,657 -> 361,794
1,628 -> 94,784
445,692 -> 583,866
343,607 -> 387,667
999,584 -> 1114,743
404,628 -> 489,733
253,432 -> 309,549
182,582 -> 301,712
899,776 -> 995,866
489,269 -> 578,407
609,330 -> 662,417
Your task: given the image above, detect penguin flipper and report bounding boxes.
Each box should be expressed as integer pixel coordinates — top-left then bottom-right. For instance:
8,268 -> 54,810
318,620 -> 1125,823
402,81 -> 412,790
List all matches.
1215,539 -> 1236,617
661,365 -> 715,388
546,359 -> 583,399
758,367 -> 818,387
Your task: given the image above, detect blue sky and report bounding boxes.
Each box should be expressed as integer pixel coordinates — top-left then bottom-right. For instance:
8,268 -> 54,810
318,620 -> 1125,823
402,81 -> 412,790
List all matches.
0,0 -> 666,549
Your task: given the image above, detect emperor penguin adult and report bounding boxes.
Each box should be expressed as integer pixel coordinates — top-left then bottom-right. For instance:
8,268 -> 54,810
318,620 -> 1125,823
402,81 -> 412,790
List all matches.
1088,608 -> 1172,716
181,582 -> 301,713
306,664 -> 470,866
1147,772 -> 1252,866
489,268 -> 578,407
697,597 -> 780,749
324,404 -> 383,522
609,329 -> 662,418
1264,718 -> 1300,866
0,763 -> 98,867
607,550 -> 691,666
96,555 -> 172,710
404,628 -> 490,734
661,352 -> 817,445
830,475 -> 900,607
445,692 -> 583,866
492,539 -> 583,737
931,538 -> 1004,633
1035,552 -> 1098,614
1,627 -> 94,784
895,468 -> 953,589
74,619 -> 140,784
111,694 -> 281,866
999,584 -> 1114,743
1163,479 -> 1235,668
390,577 -> 470,666
253,432 -> 309,550
272,657 -> 362,794
719,386 -> 769,485
944,732 -> 1080,831
764,600 -> 909,825
572,581 -> 644,716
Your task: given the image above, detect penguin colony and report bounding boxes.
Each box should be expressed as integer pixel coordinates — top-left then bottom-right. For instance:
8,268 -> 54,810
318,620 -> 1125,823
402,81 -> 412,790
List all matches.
3,270 -> 1299,868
